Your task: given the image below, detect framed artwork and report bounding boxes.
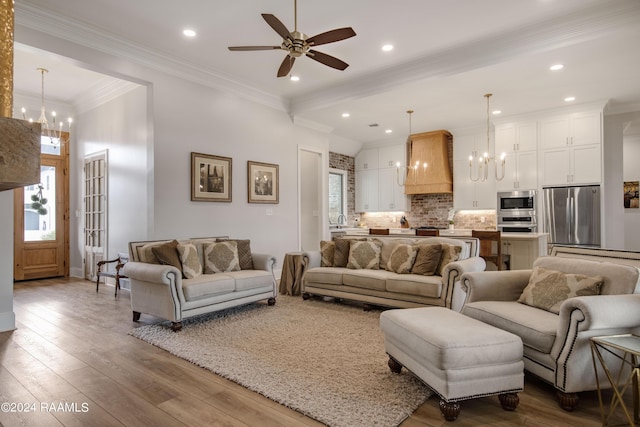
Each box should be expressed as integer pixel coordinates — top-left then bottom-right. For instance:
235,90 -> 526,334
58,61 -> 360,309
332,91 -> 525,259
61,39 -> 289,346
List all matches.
191,152 -> 232,202
248,161 -> 279,204
624,181 -> 639,209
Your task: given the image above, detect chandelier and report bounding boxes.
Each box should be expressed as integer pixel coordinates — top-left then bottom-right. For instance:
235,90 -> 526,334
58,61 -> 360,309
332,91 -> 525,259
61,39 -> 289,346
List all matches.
469,93 -> 505,182
21,68 -> 72,145
396,109 -> 426,186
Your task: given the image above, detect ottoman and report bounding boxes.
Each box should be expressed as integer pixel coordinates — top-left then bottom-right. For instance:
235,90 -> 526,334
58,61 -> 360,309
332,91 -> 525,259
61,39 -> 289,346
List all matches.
380,307 -> 524,421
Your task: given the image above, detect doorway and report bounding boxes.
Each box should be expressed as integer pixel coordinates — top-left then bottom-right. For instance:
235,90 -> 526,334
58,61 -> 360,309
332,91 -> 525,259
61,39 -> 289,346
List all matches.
13,133 -> 69,281
299,148 -> 324,251
83,150 -> 108,281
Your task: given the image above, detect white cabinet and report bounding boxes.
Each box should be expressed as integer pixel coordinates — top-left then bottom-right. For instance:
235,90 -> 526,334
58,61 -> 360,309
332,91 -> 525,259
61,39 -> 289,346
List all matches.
355,169 -> 379,212
378,168 -> 409,211
355,148 -> 379,171
495,122 -> 538,191
540,111 -> 602,186
453,133 -> 495,210
378,144 -> 405,169
502,234 -> 548,270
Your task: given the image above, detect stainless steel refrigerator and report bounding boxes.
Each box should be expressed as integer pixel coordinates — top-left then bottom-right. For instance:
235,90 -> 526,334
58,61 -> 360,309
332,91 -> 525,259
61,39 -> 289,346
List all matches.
543,185 -> 601,247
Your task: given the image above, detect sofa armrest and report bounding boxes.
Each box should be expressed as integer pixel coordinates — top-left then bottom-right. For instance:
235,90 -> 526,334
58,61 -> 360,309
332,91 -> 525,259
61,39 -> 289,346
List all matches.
442,256 -> 486,310
444,256 -> 486,278
558,294 -> 640,332
460,270 -> 533,304
122,261 -> 181,286
252,253 -> 276,272
302,251 -> 321,269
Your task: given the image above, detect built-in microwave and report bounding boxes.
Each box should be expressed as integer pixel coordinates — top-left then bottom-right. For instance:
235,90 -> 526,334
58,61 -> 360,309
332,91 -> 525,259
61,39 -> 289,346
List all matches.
497,190 -> 537,232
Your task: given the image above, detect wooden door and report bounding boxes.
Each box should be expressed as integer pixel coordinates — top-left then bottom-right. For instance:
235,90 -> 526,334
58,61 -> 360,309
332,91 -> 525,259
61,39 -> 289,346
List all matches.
14,133 -> 69,281
83,151 -> 108,281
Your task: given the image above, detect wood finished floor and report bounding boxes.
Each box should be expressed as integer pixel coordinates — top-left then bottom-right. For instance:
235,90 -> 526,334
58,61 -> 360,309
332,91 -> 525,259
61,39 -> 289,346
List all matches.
0,277 -> 631,426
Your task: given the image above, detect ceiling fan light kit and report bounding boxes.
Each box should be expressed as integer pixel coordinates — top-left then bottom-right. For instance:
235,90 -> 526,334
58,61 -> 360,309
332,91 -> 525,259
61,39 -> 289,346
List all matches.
228,0 -> 356,77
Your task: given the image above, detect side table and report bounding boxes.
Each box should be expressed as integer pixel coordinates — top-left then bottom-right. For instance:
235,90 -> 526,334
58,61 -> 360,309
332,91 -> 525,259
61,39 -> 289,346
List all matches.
279,252 -> 306,296
590,334 -> 640,426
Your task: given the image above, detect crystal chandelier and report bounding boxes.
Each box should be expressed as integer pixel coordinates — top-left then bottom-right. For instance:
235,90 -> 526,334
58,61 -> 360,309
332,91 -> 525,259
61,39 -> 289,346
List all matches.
469,93 -> 505,182
21,68 -> 72,145
396,109 -> 426,186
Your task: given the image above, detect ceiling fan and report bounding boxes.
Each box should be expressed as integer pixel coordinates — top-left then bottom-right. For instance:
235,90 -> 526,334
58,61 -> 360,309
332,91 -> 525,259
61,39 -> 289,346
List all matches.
228,0 -> 356,78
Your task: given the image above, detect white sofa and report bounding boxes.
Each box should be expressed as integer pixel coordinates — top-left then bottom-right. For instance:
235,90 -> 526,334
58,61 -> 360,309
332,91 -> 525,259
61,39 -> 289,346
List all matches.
460,253 -> 640,410
123,237 -> 277,331
302,236 -> 485,310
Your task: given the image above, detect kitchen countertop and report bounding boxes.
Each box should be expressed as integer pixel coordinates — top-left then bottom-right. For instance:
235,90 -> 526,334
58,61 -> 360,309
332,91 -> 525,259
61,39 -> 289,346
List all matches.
334,227 -> 548,240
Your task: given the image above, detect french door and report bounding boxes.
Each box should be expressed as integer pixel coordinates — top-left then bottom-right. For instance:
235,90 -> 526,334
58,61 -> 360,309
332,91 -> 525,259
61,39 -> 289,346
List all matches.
83,151 -> 108,281
14,133 -> 69,281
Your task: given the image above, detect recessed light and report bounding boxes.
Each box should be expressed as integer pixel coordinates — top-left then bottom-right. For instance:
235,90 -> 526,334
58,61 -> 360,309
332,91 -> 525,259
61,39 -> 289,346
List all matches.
550,64 -> 564,71
492,110 -> 502,115
564,96 -> 576,102
382,44 -> 394,52
341,113 -> 350,118
183,29 -> 196,37
385,129 -> 393,134
290,75 -> 300,82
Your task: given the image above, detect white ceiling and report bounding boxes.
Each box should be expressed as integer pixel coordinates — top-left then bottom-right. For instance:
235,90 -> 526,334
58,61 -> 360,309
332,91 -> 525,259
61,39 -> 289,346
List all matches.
12,0 -> 640,145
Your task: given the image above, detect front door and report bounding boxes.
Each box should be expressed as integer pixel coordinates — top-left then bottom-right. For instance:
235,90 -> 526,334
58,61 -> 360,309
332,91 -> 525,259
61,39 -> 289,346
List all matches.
14,133 -> 69,281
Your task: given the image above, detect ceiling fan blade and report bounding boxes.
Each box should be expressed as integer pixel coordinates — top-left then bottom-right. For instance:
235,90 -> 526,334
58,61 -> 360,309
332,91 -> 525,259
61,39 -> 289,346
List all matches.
228,46 -> 281,51
277,56 -> 295,77
262,14 -> 292,41
307,50 -> 349,71
307,27 -> 356,46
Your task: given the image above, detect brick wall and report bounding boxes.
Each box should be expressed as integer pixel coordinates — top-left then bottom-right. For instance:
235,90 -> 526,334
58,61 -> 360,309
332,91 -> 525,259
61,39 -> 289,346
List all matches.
329,152 -> 356,223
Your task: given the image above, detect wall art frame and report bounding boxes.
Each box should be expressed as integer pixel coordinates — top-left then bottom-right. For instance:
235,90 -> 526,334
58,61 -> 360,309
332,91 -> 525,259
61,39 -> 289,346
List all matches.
191,152 -> 232,202
624,181 -> 639,209
247,161 -> 279,204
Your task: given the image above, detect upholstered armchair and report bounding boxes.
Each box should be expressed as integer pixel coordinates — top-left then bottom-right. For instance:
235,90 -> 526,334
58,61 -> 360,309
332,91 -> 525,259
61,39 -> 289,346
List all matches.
459,256 -> 640,410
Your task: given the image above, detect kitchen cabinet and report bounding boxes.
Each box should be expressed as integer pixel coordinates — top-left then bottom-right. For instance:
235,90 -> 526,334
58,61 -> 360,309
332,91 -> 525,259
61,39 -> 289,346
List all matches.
355,144 -> 408,212
355,169 -> 379,212
453,158 -> 496,210
540,111 -> 602,186
355,148 -> 379,171
378,144 -> 406,169
495,122 -> 538,191
378,168 -> 409,211
502,233 -> 548,270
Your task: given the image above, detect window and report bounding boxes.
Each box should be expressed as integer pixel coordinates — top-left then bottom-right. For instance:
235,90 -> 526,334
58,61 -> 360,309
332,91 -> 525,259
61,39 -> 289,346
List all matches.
329,168 -> 347,225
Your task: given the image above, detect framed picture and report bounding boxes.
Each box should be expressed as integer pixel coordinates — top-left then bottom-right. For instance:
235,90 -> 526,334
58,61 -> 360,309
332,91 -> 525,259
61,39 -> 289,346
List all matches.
248,161 -> 279,204
191,152 -> 232,202
624,181 -> 639,209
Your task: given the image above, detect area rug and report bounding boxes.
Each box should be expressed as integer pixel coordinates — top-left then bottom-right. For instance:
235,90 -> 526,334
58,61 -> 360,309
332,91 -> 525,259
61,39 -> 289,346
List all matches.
129,295 -> 431,427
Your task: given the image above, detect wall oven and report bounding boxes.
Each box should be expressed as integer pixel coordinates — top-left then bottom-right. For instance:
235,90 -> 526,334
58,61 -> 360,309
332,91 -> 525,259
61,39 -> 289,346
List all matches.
497,190 -> 537,232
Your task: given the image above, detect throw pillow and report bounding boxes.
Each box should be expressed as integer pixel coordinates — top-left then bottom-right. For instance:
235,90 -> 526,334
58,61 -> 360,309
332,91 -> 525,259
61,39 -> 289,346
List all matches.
333,237 -> 351,267
320,240 -> 335,267
346,241 -> 381,270
411,243 -> 443,276
436,244 -> 462,276
204,241 -> 241,273
387,244 -> 418,274
216,239 -> 254,270
177,243 -> 203,279
151,240 -> 182,272
518,266 -> 603,314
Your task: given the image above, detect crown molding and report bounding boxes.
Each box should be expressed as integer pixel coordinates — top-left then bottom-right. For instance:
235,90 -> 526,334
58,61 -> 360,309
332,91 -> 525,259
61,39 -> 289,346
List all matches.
289,0 -> 640,116
14,2 -> 289,113
73,79 -> 141,115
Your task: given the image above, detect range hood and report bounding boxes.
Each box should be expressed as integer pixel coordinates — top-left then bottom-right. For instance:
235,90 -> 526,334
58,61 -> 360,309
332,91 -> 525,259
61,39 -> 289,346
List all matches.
403,130 -> 453,194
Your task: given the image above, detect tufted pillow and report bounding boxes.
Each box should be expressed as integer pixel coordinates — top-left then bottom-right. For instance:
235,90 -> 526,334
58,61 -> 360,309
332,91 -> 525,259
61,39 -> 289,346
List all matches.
411,243 -> 443,276
518,266 -> 603,314
436,244 -> 462,276
347,241 -> 381,270
387,244 -> 418,274
203,241 -> 241,273
320,240 -> 335,267
216,239 -> 254,270
177,243 -> 203,279
151,240 -> 182,272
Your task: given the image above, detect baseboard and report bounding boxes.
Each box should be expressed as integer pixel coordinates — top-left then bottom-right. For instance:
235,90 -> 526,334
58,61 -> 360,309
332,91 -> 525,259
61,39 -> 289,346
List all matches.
0,310 -> 16,332
70,267 -> 83,278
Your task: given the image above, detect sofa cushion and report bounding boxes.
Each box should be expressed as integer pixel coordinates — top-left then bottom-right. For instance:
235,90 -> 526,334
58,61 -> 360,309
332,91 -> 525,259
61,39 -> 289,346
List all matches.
177,242 -> 203,279
347,241 -> 381,270
182,274 -> 235,301
342,269 -> 396,292
333,238 -> 352,267
304,267 -> 348,285
518,266 -> 603,314
151,240 -> 182,273
387,244 -> 418,274
223,270 -> 273,292
138,241 -> 172,264
411,243 -> 442,276
217,239 -> 254,270
320,240 -> 335,267
385,274 -> 442,298
372,238 -> 416,271
462,301 -> 558,354
436,244 -> 462,276
204,241 -> 241,273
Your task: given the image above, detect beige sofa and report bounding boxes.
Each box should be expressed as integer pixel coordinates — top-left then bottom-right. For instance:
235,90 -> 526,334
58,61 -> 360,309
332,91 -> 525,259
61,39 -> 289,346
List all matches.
123,237 -> 277,331
302,236 -> 485,310
460,254 -> 640,410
